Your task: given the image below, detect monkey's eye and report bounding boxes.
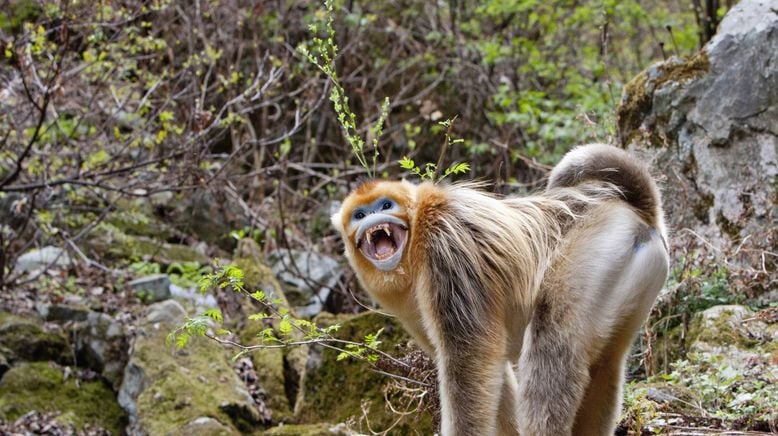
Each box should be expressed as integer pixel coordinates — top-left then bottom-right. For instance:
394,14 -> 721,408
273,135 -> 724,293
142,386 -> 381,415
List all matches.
354,211 -> 365,220
382,200 -> 393,210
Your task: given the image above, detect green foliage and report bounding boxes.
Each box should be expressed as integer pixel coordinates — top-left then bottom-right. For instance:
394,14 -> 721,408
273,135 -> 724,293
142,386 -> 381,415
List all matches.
166,261 -> 212,288
170,263 -> 384,365
398,157 -> 470,182
298,0 -> 390,178
662,356 -> 777,423
660,255 -> 740,329
399,117 -> 471,182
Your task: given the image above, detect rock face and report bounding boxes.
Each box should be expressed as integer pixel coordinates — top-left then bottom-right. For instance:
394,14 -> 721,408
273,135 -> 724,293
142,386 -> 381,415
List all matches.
617,0 -> 777,268
118,300 -> 264,435
31,305 -> 129,389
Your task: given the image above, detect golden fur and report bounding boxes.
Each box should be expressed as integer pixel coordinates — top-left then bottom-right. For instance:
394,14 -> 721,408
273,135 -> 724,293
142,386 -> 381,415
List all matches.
332,144 -> 669,436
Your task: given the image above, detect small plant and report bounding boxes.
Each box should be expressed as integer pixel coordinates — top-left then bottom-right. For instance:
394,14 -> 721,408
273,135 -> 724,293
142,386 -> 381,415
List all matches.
662,356 -> 777,423
168,263 -> 390,364
298,0 -> 390,178
398,117 -> 471,182
166,261 -> 212,288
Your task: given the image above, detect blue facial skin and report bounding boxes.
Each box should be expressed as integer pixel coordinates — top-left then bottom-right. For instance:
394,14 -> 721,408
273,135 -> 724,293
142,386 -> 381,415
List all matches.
351,197 -> 400,224
350,197 -> 408,271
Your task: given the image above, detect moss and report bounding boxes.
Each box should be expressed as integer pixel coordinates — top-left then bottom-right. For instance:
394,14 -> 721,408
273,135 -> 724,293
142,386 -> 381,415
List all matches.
653,51 -> 709,88
295,312 -> 434,434
241,341 -> 294,423
0,362 -> 127,433
617,70 -> 651,145
686,307 -> 759,350
617,51 -> 709,146
0,313 -> 69,364
88,222 -> 207,265
131,329 -> 258,435
262,423 -> 334,435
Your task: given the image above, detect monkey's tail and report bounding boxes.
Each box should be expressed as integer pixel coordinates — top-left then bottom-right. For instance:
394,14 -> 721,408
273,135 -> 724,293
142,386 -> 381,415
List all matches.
547,144 -> 662,228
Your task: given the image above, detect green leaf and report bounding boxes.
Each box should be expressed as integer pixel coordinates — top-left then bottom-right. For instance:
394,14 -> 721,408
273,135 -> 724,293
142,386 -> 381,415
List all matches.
279,319 -> 292,334
202,308 -> 223,323
399,156 -> 416,170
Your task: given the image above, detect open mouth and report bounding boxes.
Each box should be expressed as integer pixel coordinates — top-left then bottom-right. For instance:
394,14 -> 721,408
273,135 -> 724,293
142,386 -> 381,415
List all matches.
357,222 -> 408,264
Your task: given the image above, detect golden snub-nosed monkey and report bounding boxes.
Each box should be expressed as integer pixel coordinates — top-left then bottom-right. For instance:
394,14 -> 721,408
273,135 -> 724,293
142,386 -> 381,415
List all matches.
332,144 -> 669,436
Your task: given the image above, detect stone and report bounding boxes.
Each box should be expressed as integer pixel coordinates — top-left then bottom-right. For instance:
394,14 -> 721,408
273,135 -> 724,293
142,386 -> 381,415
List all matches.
268,250 -> 343,318
0,361 -> 127,433
118,300 -> 264,435
616,0 -> 777,294
72,311 -> 128,389
128,274 -> 172,303
36,303 -> 90,322
15,246 -> 72,272
170,283 -> 219,312
180,416 -> 237,435
143,298 -> 187,325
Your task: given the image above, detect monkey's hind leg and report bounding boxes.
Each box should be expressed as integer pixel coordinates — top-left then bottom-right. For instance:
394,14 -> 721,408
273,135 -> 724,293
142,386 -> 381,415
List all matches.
516,318 -> 591,436
572,233 -> 669,435
570,339 -> 629,436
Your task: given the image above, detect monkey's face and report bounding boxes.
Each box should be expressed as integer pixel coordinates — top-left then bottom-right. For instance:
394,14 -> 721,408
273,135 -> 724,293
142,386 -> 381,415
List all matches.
332,181 -> 414,274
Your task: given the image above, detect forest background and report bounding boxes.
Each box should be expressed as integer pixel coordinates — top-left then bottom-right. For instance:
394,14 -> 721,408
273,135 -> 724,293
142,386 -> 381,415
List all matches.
0,0 -> 775,434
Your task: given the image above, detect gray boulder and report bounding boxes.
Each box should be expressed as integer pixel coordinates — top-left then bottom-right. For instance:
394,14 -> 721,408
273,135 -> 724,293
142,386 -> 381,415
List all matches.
15,246 -> 72,272
268,250 -> 342,318
128,274 -> 172,303
617,0 -> 777,262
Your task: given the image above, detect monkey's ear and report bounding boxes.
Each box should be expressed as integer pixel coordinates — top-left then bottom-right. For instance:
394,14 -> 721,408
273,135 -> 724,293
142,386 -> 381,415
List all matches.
331,210 -> 344,233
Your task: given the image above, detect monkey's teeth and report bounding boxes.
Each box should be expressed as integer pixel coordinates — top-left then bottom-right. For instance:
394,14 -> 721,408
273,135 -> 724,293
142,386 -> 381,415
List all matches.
383,227 -> 391,237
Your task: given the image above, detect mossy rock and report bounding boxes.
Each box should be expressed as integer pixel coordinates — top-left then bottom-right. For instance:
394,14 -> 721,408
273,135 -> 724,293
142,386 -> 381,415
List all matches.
87,222 -> 207,265
295,312 -> 434,434
617,51 -> 709,146
0,362 -> 127,433
262,423 -> 336,435
685,305 -> 777,375
105,198 -> 176,241
625,380 -> 700,415
686,305 -> 760,350
120,301 -> 262,435
0,313 -> 69,364
233,238 -> 288,306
